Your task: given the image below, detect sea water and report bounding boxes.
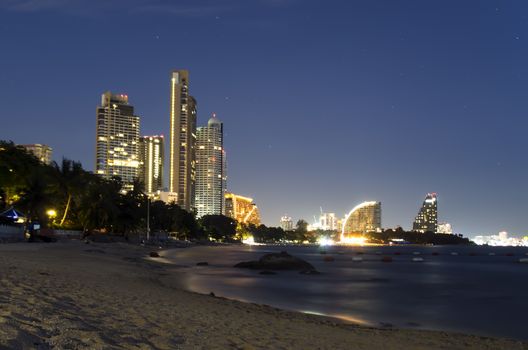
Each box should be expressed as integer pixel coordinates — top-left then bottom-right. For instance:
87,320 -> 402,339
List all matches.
163,244 -> 528,340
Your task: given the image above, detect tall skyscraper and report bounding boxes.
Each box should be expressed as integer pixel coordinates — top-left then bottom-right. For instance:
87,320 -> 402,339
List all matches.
413,193 -> 438,233
95,92 -> 140,188
138,135 -> 164,194
195,114 -> 226,217
225,193 -> 261,226
20,144 -> 52,164
342,201 -> 382,236
169,70 -> 197,211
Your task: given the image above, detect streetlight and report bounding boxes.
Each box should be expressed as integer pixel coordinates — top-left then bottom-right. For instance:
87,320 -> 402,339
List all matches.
46,209 -> 57,227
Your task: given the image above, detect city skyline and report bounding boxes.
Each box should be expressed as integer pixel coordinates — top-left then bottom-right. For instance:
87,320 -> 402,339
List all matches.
1,1 -> 528,236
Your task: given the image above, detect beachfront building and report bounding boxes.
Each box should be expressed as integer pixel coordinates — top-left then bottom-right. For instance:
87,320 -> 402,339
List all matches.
20,144 -> 52,164
95,91 -> 140,189
225,193 -> 261,226
168,70 -> 197,212
195,114 -> 226,217
412,193 -> 438,233
342,201 -> 382,236
138,135 -> 164,194
280,216 -> 293,231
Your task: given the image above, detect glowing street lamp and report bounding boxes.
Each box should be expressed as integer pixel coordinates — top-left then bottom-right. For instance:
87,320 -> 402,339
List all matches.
46,209 -> 57,227
46,209 -> 57,219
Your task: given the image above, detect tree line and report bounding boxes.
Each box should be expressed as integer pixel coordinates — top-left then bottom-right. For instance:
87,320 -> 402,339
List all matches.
0,141 -> 230,240
0,141 -> 307,242
1,141 -> 470,245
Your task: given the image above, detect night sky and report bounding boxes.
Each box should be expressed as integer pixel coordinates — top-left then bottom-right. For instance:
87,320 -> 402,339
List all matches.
1,0 -> 527,237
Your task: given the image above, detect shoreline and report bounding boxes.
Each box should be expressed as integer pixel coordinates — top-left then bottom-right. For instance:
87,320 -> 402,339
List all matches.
0,241 -> 526,349
158,243 -> 528,340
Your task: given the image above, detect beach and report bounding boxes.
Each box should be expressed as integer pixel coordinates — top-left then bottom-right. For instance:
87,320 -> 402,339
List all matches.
0,241 -> 526,350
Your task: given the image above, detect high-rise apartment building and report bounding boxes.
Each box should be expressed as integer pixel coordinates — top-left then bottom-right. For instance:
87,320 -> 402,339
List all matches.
95,92 -> 140,187
20,144 -> 52,164
169,70 -> 197,211
319,212 -> 338,231
280,216 -> 294,231
138,135 -> 164,194
225,193 -> 261,226
413,193 -> 438,233
195,114 -> 226,217
342,201 -> 382,236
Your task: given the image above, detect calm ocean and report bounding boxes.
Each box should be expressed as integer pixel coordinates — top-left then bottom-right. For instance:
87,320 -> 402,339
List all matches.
163,244 -> 528,340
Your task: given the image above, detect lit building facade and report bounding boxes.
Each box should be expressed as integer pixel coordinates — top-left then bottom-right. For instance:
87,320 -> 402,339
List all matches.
95,92 -> 140,187
138,135 -> 164,194
437,222 -> 452,234
280,216 -> 293,231
413,193 -> 438,233
158,191 -> 177,204
195,114 -> 226,217
336,218 -> 344,233
169,70 -> 197,211
225,193 -> 261,226
319,212 -> 338,231
20,144 -> 52,164
342,201 -> 381,236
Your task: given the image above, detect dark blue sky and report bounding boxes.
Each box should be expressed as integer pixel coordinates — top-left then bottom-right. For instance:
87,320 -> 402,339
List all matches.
1,0 -> 527,237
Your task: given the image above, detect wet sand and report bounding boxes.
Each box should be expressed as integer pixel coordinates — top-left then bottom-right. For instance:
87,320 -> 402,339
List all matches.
0,241 -> 526,349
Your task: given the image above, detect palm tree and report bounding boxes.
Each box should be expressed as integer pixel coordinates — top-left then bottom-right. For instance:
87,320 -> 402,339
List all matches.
16,168 -> 51,226
77,177 -> 120,232
50,158 -> 85,226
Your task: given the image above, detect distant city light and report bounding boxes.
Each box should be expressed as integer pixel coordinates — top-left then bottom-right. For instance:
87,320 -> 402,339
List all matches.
318,236 -> 334,246
242,235 -> 260,245
472,231 -> 528,247
339,236 -> 367,246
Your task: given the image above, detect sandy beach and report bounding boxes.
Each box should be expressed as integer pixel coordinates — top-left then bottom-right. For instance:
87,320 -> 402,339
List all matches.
0,241 -> 526,350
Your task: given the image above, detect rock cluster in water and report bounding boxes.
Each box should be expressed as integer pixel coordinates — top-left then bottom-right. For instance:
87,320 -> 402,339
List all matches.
234,251 -> 317,274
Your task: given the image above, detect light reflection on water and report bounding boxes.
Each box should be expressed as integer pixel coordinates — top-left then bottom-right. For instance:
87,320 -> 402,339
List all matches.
162,244 -> 528,340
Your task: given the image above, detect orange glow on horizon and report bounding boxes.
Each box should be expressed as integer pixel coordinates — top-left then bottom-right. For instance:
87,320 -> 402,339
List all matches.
339,235 -> 367,245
